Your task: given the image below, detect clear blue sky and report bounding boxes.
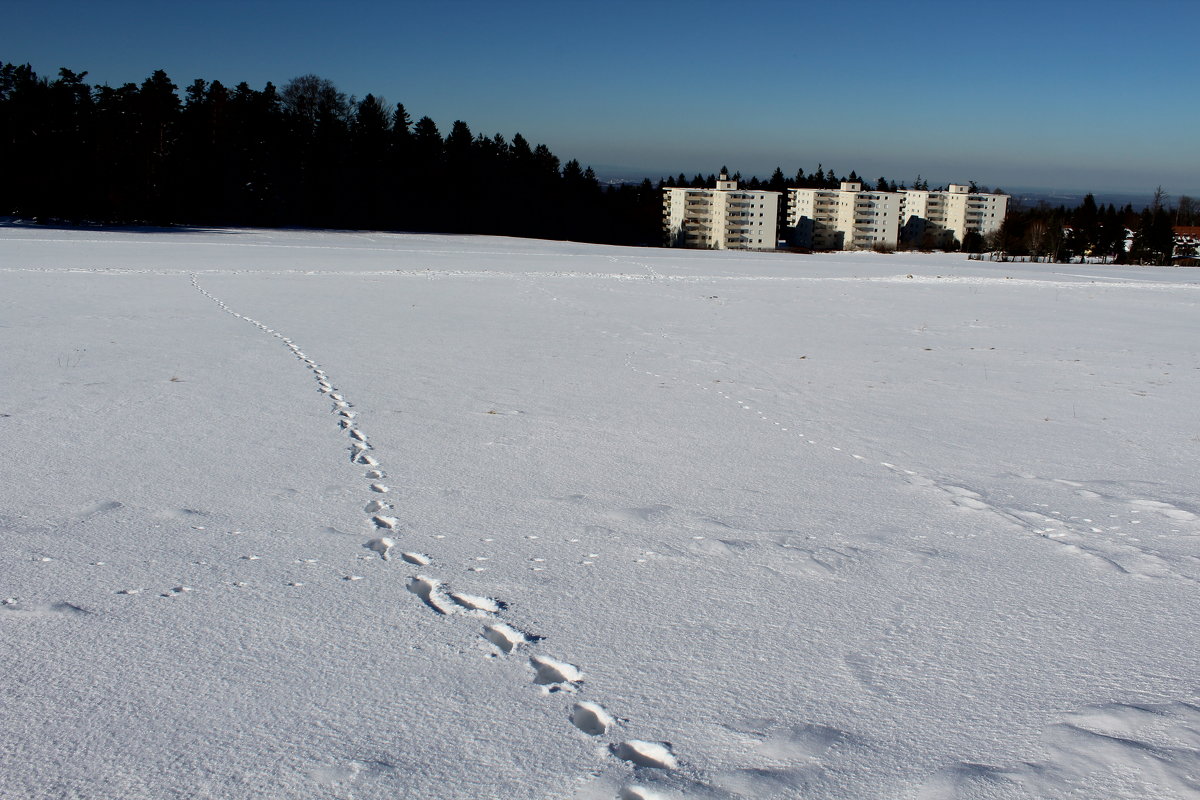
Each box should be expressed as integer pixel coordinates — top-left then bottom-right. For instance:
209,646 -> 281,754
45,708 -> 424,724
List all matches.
4,0 -> 1198,196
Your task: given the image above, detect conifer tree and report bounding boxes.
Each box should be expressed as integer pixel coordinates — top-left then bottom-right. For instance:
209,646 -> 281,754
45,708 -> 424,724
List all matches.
350,94 -> 391,228
767,167 -> 786,194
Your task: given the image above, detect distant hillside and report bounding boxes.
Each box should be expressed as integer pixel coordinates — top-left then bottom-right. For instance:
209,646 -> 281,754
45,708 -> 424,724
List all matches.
1005,188 -> 1160,211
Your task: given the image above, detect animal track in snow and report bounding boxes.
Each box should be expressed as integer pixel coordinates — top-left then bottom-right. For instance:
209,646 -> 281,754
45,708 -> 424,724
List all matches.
876,464 -> 1199,582
483,623 -> 535,653
570,701 -> 615,735
618,787 -> 673,800
365,537 -> 395,559
530,655 -> 583,688
1128,498 -> 1197,521
940,485 -> 991,510
1052,479 -> 1199,524
999,503 -> 1195,582
372,515 -> 400,530
449,592 -> 507,614
611,740 -> 679,769
406,575 -> 451,615
193,275 -> 681,780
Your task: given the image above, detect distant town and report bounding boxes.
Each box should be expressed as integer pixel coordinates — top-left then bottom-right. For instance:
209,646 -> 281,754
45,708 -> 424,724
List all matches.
661,171 -> 1196,265
665,172 -> 1005,253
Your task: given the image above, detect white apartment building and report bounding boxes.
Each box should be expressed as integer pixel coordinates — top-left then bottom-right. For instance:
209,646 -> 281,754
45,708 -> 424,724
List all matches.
786,181 -> 902,250
786,181 -> 1009,251
663,173 -> 779,250
901,184 -> 1009,248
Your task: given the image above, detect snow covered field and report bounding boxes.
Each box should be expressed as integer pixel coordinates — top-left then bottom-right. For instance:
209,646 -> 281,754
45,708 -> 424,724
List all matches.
2,224 -> 1198,800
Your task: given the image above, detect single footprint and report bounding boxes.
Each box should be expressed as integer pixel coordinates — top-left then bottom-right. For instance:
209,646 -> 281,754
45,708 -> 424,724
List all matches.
619,788 -> 672,800
530,655 -> 583,687
406,575 -> 450,615
483,623 -> 531,653
610,740 -> 678,770
571,701 -> 615,735
365,537 -> 395,559
449,592 -> 507,614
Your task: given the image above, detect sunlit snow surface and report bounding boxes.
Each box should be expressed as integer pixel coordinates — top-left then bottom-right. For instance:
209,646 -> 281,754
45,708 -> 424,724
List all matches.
2,224 -> 1198,799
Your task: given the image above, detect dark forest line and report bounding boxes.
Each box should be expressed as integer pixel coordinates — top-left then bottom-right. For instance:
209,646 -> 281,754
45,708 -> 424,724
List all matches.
0,65 -> 665,244
987,186 -> 1198,265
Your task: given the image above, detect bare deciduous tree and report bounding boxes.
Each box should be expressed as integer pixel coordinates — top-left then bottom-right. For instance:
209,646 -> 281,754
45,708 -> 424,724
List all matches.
280,74 -> 349,130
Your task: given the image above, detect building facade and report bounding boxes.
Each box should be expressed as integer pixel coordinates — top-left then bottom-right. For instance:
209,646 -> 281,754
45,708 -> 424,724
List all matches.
786,181 -> 1008,251
786,181 -> 902,251
900,185 -> 1009,249
663,173 -> 779,250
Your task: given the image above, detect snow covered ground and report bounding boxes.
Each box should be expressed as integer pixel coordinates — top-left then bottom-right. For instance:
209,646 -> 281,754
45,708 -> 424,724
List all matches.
2,223 -> 1198,800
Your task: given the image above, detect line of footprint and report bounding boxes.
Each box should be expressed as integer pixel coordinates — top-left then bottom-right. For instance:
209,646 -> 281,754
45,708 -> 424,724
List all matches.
188,274 -> 680,790
526,269 -> 1200,585
606,255 -> 663,280
621,353 -> 1199,583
